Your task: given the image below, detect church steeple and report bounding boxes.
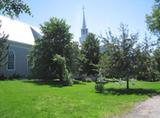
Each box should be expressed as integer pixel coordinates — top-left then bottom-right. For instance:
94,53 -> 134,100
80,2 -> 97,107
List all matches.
80,6 -> 88,44
82,6 -> 86,29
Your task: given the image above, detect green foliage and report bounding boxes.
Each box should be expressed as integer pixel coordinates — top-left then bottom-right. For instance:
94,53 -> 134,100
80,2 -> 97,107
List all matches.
53,54 -> 66,65
28,17 -> 76,85
95,70 -> 106,93
52,54 -> 66,80
101,24 -> 139,89
80,33 -> 100,76
146,0 -> 160,37
83,76 -> 93,82
100,24 -> 160,83
95,75 -> 106,93
63,72 -> 73,86
134,35 -> 160,82
99,53 -> 111,77
0,21 -> 8,68
95,82 -> 104,93
73,79 -> 83,84
8,73 -> 21,80
65,42 -> 80,77
152,48 -> 160,81
28,39 -> 51,79
0,0 -> 31,18
52,54 -> 73,85
154,48 -> 160,71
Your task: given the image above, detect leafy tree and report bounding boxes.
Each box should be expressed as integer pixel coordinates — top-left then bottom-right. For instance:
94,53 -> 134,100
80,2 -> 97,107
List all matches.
101,24 -> 160,84
146,0 -> 160,37
99,30 -> 121,78
102,24 -> 138,89
118,25 -> 138,89
80,33 -> 100,77
29,17 -> 74,82
0,0 -> 31,18
153,48 -> 160,81
134,36 -> 155,81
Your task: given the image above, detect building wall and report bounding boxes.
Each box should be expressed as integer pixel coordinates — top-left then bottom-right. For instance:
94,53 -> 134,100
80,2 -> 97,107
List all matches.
0,41 -> 32,77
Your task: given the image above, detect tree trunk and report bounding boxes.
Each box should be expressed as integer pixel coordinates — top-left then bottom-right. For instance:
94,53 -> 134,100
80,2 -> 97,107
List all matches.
126,77 -> 129,89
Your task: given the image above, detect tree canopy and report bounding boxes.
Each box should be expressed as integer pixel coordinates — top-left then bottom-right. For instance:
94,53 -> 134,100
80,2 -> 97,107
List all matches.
0,0 -> 31,18
29,17 -> 75,85
146,0 -> 160,37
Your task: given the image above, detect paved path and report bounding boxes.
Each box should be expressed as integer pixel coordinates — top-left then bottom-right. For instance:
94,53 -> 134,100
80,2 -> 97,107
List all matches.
113,96 -> 160,118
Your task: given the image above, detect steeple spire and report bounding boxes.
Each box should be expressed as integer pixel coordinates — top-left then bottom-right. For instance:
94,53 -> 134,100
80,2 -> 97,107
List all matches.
79,6 -> 88,44
82,6 -> 86,29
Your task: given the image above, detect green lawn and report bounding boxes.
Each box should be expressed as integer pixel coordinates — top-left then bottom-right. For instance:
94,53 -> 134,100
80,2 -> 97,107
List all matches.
0,80 -> 160,118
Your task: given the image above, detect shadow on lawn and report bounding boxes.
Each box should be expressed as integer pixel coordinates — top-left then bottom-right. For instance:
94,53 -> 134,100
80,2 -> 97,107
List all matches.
23,79 -> 86,88
104,88 -> 160,97
23,80 -> 64,87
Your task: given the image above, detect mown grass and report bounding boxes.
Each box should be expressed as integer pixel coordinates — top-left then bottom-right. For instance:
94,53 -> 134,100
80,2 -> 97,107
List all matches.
0,80 -> 160,118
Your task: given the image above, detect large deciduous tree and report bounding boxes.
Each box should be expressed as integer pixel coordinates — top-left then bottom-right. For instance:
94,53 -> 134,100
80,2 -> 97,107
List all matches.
101,24 -> 139,89
28,17 -> 75,83
100,23 -> 160,88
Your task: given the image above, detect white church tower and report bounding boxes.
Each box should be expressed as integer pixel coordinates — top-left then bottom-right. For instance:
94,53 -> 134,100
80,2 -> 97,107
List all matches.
79,6 -> 88,44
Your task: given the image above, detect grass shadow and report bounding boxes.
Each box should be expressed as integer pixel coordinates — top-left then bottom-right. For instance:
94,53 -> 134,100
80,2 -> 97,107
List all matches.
23,80 -> 65,88
104,88 -> 160,97
23,79 -> 86,88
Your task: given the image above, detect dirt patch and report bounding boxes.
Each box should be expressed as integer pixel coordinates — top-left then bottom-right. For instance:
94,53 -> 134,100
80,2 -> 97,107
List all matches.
112,96 -> 160,118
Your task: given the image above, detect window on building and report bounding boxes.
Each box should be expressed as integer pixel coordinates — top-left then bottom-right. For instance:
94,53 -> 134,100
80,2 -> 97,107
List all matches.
8,51 -> 15,70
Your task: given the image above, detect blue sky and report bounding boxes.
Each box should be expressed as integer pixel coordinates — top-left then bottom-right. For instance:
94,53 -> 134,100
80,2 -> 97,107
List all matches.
19,0 -> 154,42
